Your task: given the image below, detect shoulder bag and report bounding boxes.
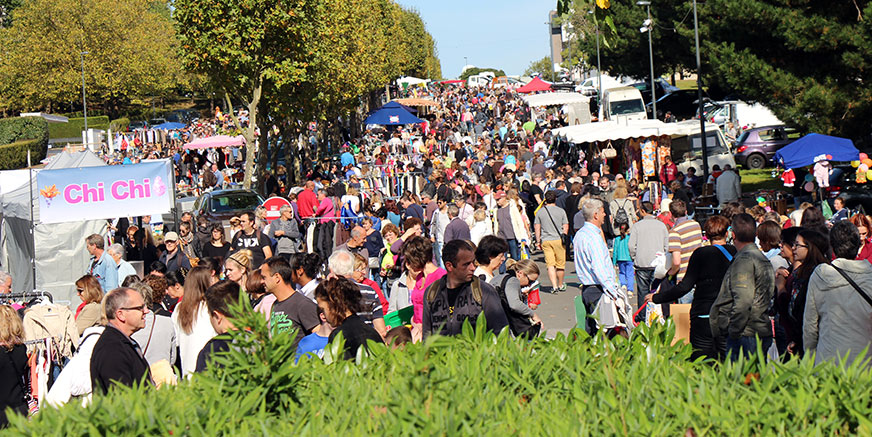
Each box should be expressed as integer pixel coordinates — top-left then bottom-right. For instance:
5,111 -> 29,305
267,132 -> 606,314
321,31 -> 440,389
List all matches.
830,264 -> 872,309
543,205 -> 570,249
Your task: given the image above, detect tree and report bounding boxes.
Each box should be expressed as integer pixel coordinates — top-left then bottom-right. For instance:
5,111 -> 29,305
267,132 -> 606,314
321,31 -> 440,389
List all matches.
0,0 -> 185,117
175,0 -> 319,189
692,0 -> 872,140
524,57 -> 555,80
460,67 -> 507,81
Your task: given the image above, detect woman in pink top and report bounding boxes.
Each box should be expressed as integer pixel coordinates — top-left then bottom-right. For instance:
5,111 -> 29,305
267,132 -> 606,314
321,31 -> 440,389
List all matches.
402,236 -> 446,337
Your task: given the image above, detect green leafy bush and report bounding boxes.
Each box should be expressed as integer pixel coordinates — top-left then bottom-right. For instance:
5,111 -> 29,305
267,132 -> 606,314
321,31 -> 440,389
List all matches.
109,117 -> 130,132
47,116 -> 109,139
8,303 -> 872,436
0,116 -> 49,170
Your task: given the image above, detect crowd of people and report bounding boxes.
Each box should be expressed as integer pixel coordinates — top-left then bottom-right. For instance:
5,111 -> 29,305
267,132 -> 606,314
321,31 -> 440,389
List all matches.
1,83 -> 871,426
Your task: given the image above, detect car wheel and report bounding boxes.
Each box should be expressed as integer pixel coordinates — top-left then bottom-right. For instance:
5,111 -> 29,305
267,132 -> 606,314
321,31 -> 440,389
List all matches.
746,154 -> 766,169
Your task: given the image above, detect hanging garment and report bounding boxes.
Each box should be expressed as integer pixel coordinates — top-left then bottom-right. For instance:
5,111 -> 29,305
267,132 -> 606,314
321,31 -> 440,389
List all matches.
781,169 -> 795,187
23,304 -> 79,359
642,139 -> 657,178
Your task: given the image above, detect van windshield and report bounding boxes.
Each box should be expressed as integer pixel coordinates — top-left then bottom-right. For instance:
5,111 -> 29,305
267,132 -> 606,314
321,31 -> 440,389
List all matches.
610,100 -> 644,115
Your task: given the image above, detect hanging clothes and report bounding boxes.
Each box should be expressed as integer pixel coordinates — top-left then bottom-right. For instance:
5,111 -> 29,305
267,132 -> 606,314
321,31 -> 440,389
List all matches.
642,139 -> 657,178
23,304 -> 80,360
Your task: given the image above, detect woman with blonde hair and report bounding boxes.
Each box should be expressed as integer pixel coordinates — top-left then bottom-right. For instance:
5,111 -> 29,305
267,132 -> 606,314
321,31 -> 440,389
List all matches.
0,305 -> 28,427
609,179 -> 637,228
490,259 -> 543,337
74,275 -> 104,335
225,249 -> 253,293
171,266 -> 218,377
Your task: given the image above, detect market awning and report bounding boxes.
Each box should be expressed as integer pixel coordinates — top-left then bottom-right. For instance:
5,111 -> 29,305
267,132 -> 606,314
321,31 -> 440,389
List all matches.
184,135 -> 245,149
516,77 -> 552,93
522,92 -> 589,107
365,101 -> 424,125
774,133 -> 859,169
552,119 -> 720,143
152,122 -> 186,130
394,98 -> 439,107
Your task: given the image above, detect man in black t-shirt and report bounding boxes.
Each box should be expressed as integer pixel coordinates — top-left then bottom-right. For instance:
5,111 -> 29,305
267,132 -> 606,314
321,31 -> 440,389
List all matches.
229,212 -> 273,268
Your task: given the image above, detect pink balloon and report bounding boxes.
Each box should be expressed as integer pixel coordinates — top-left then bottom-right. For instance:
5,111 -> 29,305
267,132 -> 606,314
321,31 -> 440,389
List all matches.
860,163 -> 869,173
804,181 -> 815,192
860,153 -> 869,161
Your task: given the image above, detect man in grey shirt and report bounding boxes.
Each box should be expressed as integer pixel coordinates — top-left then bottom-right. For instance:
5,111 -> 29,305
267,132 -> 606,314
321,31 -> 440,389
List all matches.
716,165 -> 742,206
495,191 -> 520,260
628,201 -> 669,308
534,191 -> 569,292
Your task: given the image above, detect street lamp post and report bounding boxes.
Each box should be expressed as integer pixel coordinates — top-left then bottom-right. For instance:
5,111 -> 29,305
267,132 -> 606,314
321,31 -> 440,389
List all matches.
80,51 -> 89,132
589,10 -> 602,119
692,0 -> 709,183
637,1 -> 656,119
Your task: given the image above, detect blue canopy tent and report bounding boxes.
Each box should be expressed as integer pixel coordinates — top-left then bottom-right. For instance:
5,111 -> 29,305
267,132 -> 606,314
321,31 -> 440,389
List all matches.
774,133 -> 859,169
365,101 -> 424,125
152,121 -> 187,130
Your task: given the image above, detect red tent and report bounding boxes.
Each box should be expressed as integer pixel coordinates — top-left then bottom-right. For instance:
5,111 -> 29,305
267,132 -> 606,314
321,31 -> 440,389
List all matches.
516,77 -> 552,93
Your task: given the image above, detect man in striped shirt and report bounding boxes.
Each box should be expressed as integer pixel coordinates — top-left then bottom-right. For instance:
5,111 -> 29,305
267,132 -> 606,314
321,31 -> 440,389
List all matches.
667,200 -> 703,303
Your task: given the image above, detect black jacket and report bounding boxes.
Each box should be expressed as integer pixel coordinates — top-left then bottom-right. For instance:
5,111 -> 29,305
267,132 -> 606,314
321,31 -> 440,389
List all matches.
422,277 -> 508,338
90,325 -> 152,394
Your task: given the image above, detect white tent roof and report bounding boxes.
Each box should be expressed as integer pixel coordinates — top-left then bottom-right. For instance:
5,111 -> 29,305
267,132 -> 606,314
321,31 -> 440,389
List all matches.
552,119 -> 720,143
522,92 -> 589,107
44,149 -> 105,170
397,76 -> 429,86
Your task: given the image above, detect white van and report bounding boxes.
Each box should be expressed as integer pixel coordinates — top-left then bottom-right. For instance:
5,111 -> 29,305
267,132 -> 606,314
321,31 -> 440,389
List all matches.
466,74 -> 492,88
669,120 -> 737,174
705,101 -> 783,129
602,87 -> 647,121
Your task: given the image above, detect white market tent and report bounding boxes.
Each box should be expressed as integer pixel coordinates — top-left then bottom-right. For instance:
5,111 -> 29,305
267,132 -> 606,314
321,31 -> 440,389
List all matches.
552,119 -> 720,144
0,150 -> 107,305
522,92 -> 590,107
396,76 -> 429,87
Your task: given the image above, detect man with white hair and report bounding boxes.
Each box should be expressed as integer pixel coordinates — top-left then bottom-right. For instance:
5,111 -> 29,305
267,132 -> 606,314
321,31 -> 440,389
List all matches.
269,204 -> 302,261
0,270 -> 11,293
336,226 -> 369,260
573,198 -> 623,334
328,250 -> 386,337
108,244 -> 138,283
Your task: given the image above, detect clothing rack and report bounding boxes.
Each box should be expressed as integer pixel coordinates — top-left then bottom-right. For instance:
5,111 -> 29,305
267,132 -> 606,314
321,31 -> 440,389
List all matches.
0,291 -> 53,303
23,337 -> 54,346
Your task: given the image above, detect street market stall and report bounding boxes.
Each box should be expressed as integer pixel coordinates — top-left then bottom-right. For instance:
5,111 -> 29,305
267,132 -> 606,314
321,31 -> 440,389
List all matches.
365,101 -> 425,126
522,92 -> 591,125
184,135 -> 245,150
515,77 -> 552,93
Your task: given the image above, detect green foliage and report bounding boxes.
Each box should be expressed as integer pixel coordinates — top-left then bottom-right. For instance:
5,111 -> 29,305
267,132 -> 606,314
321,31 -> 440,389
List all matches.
47,116 -> 110,140
10,303 -> 872,435
459,67 -> 507,81
0,0 -> 186,116
0,139 -> 42,170
109,118 -> 130,132
0,116 -> 48,169
524,56 -> 556,81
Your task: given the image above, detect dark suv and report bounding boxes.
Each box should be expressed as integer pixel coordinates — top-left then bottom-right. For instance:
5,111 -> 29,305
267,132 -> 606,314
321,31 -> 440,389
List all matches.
825,166 -> 872,214
734,125 -> 800,169
193,189 -> 265,224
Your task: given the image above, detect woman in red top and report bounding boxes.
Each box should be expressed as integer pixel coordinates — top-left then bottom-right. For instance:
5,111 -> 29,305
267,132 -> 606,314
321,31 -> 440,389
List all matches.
850,214 -> 872,263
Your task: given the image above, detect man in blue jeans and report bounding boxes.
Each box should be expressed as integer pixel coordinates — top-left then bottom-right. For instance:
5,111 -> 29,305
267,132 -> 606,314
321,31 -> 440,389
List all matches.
709,213 -> 775,361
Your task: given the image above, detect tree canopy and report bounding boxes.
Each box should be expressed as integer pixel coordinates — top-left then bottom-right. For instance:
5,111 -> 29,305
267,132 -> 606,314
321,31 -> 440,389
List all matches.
0,0 -> 185,117
523,57 -> 555,80
460,67 -> 507,81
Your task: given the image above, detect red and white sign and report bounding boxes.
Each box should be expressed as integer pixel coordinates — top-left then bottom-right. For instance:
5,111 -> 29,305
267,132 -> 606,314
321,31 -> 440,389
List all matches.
262,197 -> 291,224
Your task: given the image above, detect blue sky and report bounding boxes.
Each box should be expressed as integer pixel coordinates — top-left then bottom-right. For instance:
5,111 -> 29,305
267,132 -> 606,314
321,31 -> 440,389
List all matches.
396,0 -> 557,78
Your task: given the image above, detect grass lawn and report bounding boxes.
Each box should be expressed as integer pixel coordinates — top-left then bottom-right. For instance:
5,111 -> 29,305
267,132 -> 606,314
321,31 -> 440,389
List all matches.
740,168 -> 789,193
675,79 -> 698,90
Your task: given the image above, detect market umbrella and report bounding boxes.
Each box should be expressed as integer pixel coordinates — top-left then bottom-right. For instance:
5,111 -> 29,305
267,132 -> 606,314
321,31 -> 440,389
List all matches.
774,133 -> 859,169
364,101 -> 424,125
184,135 -> 245,150
516,77 -> 552,93
152,122 -> 186,130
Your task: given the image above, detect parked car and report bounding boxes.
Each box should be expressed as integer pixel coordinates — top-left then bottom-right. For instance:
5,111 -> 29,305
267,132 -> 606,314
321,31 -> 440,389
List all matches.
631,78 -> 679,107
826,165 -> 872,214
129,120 -> 148,130
734,125 -> 800,169
192,189 -> 265,231
602,86 -> 647,121
149,117 -> 167,126
578,75 -> 625,97
646,89 -> 706,121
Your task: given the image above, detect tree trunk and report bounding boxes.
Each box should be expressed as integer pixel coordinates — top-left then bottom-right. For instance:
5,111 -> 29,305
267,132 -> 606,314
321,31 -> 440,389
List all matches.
226,77 -> 262,191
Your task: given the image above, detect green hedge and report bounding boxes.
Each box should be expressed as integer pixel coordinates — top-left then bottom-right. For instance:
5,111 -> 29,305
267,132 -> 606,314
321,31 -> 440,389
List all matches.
109,117 -> 130,132
8,303 -> 872,435
0,116 -> 49,170
47,116 -> 109,139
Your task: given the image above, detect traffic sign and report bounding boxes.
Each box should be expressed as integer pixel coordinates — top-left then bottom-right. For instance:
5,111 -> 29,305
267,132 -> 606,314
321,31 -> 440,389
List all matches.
262,197 -> 291,224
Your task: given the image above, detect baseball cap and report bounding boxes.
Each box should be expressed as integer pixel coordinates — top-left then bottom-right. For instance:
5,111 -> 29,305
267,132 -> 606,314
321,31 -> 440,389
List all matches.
164,232 -> 179,242
494,190 -> 506,199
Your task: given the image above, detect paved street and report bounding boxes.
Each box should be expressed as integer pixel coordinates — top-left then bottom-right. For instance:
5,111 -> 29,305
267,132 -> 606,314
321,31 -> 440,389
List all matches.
526,250 -> 584,338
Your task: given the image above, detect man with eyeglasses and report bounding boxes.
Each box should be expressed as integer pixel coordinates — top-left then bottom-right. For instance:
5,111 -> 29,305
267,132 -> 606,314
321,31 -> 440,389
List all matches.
90,287 -> 152,393
158,232 -> 191,274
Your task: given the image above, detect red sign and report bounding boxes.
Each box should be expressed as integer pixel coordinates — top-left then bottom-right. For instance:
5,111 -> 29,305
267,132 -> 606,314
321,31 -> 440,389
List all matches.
262,197 -> 291,224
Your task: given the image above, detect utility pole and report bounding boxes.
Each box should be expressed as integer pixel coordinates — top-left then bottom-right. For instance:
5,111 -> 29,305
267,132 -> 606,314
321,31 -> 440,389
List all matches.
637,1 -> 656,118
80,51 -> 89,131
693,0 -> 708,183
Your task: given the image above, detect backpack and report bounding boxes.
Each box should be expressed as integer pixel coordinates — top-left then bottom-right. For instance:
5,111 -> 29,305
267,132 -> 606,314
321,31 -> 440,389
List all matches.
340,200 -> 361,230
493,272 -> 540,339
613,199 -> 630,226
